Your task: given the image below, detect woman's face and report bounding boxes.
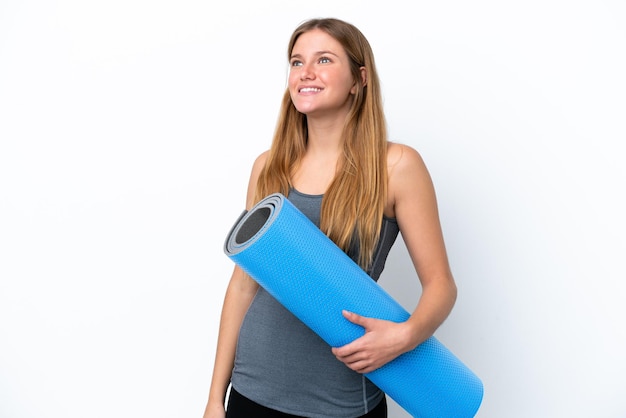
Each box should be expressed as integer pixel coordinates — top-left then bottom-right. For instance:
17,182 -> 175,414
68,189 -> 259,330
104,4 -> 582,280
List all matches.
288,29 -> 358,119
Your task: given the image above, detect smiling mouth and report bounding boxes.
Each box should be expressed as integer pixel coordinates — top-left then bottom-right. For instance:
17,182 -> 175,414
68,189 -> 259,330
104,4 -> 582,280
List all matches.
299,87 -> 323,93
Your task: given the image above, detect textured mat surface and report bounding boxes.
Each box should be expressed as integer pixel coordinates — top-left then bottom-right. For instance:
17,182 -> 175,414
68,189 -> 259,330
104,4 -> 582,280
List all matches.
224,193 -> 483,418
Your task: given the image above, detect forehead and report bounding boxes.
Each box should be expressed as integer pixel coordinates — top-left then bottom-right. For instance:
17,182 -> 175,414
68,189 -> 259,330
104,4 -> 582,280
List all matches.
291,28 -> 346,57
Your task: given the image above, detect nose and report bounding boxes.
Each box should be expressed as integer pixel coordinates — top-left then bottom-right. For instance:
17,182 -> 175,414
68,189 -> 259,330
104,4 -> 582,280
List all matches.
300,62 -> 315,80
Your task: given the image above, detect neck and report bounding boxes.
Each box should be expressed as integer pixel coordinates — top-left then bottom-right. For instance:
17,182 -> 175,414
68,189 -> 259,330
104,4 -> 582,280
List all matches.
306,116 -> 345,155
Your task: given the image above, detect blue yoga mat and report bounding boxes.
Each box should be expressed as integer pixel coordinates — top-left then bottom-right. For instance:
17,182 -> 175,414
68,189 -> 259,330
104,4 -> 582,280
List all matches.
224,193 -> 483,418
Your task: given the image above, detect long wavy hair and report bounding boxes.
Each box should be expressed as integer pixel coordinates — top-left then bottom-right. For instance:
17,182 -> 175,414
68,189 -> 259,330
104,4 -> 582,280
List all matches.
254,18 -> 388,270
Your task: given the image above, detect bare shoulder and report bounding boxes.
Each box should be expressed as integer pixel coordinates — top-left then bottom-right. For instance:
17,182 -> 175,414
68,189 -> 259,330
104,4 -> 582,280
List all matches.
386,142 -> 436,214
251,150 -> 270,174
245,150 -> 270,208
387,142 -> 430,184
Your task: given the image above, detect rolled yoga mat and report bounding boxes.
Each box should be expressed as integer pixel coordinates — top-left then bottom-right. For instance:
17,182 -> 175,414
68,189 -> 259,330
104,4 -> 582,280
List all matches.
224,193 -> 483,418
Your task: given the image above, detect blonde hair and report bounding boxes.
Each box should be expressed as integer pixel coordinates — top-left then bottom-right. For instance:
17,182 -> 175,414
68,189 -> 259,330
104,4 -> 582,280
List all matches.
255,18 -> 388,269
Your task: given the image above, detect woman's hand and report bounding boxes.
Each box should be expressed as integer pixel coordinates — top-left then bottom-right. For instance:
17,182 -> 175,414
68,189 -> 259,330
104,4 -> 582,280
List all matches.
202,402 -> 225,418
331,310 -> 417,374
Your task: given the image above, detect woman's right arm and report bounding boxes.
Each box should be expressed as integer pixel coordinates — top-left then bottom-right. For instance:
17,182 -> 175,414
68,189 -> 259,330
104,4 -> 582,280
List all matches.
202,266 -> 259,418
202,152 -> 268,418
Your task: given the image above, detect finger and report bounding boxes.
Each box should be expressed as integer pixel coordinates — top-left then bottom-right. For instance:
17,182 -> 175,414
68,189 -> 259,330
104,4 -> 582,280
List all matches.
332,344 -> 357,358
342,310 -> 370,327
343,358 -> 374,374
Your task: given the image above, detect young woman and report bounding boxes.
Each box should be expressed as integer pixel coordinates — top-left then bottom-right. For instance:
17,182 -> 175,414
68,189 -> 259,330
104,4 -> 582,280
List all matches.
203,17 -> 457,418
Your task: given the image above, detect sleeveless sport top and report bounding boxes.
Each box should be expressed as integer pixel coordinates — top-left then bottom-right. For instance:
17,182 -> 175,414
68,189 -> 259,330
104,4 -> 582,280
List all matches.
230,189 -> 400,418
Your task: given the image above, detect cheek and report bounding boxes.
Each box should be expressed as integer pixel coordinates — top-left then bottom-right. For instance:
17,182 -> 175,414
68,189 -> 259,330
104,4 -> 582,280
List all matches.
343,73 -> 357,94
287,73 -> 300,99
324,70 -> 356,95
288,71 -> 299,89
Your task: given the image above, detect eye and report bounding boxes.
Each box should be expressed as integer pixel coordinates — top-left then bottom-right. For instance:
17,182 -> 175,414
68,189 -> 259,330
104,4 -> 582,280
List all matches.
290,60 -> 303,67
319,56 -> 331,64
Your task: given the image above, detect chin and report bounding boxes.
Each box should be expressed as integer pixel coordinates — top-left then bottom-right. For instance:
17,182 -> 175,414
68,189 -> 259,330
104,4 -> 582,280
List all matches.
293,104 -> 316,115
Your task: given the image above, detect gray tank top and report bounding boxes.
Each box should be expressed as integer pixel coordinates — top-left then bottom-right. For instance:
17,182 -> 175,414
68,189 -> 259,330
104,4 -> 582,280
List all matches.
230,189 -> 400,417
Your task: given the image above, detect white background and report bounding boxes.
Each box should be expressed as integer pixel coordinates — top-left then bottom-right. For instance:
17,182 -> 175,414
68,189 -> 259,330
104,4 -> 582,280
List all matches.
1,1 -> 625,417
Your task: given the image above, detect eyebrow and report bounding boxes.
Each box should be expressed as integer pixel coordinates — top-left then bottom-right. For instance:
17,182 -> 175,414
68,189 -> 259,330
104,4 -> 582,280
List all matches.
290,50 -> 340,60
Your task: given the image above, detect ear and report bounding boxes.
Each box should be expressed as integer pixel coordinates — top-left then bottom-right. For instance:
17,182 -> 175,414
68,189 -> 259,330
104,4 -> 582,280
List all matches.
351,66 -> 368,94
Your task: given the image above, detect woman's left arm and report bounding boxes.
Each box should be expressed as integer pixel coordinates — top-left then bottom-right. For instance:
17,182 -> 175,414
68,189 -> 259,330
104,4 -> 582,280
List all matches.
332,143 -> 457,374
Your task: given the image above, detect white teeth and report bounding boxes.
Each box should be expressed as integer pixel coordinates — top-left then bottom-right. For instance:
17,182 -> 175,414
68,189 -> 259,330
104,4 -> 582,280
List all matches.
300,87 -> 322,92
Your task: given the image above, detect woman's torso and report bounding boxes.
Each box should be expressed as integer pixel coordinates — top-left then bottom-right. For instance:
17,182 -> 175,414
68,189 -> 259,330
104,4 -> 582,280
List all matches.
230,188 -> 399,418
